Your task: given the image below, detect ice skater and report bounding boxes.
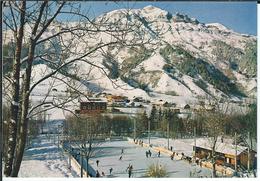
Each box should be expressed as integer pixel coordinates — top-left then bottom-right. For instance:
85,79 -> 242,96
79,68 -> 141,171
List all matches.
109,167 -> 113,175
96,170 -> 100,177
121,148 -> 124,154
181,152 -> 184,160
96,160 -> 99,167
170,155 -> 173,160
158,151 -> 161,157
145,151 -> 148,158
119,155 -> 123,160
148,150 -> 152,157
101,172 -> 105,177
126,164 -> 133,178
170,152 -> 174,160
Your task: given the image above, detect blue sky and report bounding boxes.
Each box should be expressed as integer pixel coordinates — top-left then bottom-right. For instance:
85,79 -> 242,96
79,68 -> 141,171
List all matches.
61,1 -> 257,35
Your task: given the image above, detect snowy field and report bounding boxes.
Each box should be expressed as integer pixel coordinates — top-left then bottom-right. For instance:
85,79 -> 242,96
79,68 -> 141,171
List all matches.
71,140 -> 212,178
18,134 -> 78,177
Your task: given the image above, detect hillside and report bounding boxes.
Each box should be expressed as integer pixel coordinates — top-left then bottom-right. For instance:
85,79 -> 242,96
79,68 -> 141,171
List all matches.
3,5 -> 257,109
82,5 -> 256,100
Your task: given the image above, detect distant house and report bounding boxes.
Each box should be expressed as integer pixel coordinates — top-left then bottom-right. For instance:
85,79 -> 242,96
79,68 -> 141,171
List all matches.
192,139 -> 256,169
184,104 -> 190,109
106,95 -> 128,106
172,108 -> 181,113
133,97 -> 144,102
75,98 -> 107,114
152,100 -> 166,107
163,101 -> 170,107
95,92 -> 107,98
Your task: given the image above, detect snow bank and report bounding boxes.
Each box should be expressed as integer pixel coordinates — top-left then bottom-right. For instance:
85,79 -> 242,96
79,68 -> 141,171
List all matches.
19,135 -> 78,177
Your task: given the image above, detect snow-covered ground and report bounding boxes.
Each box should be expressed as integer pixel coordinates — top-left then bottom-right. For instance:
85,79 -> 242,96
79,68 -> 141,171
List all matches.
18,134 -> 78,177
3,119 -> 76,178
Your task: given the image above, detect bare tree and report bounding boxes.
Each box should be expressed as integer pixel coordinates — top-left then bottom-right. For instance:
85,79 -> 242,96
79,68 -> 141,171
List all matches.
65,114 -> 108,177
194,99 -> 229,177
3,1 -> 164,176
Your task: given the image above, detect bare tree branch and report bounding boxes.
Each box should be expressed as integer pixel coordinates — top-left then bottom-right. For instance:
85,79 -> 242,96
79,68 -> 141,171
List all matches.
31,0 -> 48,37
35,1 -> 66,41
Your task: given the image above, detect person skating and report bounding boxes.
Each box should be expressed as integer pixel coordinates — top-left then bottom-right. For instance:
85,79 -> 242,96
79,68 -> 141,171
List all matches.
170,152 -> 175,160
148,150 -> 152,157
96,160 -> 99,167
101,172 -> 105,177
158,151 -> 161,157
121,148 -> 124,154
170,155 -> 173,160
96,170 -> 100,177
145,151 -> 148,158
109,167 -> 113,175
119,155 -> 122,160
126,164 -> 133,178
181,152 -> 184,160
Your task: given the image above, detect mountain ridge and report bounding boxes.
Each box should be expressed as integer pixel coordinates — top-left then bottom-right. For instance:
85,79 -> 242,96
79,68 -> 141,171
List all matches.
3,5 -> 257,105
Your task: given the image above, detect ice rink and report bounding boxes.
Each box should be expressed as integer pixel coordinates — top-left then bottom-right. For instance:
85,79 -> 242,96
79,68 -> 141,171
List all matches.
80,140 -> 212,178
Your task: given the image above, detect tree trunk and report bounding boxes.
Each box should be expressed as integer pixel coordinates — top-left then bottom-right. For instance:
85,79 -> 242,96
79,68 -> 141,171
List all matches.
11,42 -> 35,176
212,162 -> 216,177
86,157 -> 89,177
4,1 -> 26,176
212,141 -> 217,177
0,3 -> 3,179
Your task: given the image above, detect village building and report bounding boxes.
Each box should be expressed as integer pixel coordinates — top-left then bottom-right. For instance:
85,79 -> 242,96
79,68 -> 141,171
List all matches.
192,139 -> 256,169
75,98 -> 107,114
106,95 -> 129,106
133,97 -> 145,102
183,104 -> 191,109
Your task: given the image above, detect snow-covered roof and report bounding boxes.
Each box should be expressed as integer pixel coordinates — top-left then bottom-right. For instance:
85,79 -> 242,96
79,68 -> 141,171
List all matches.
79,97 -> 107,102
191,139 -> 248,156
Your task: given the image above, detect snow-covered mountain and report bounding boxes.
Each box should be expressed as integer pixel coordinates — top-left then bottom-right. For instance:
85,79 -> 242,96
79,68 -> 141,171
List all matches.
3,5 -> 257,107
86,6 -> 256,100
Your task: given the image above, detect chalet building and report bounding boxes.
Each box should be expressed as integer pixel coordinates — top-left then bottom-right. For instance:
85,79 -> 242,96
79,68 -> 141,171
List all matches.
193,139 -> 256,169
106,95 -> 129,106
75,98 -> 107,114
133,97 -> 144,102
184,104 -> 191,109
152,100 -> 177,109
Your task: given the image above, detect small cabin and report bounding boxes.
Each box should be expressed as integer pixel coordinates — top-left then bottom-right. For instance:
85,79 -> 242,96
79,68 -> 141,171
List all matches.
184,104 -> 191,109
192,139 -> 256,169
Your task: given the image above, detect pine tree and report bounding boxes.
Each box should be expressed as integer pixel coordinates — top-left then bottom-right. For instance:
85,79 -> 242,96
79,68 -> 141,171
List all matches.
149,105 -> 157,131
136,111 -> 149,137
157,107 -> 162,130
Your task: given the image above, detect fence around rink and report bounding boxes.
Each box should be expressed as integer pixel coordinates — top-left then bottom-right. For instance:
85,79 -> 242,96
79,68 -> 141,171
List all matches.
127,137 -> 235,177
62,141 -> 96,177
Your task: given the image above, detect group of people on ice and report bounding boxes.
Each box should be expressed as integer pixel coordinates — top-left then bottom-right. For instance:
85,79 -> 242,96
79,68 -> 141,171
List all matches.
94,159 -> 114,177
94,147 -> 134,177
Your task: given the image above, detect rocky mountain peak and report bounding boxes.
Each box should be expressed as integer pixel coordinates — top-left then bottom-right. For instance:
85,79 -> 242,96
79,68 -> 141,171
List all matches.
173,12 -> 199,24
140,5 -> 172,21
